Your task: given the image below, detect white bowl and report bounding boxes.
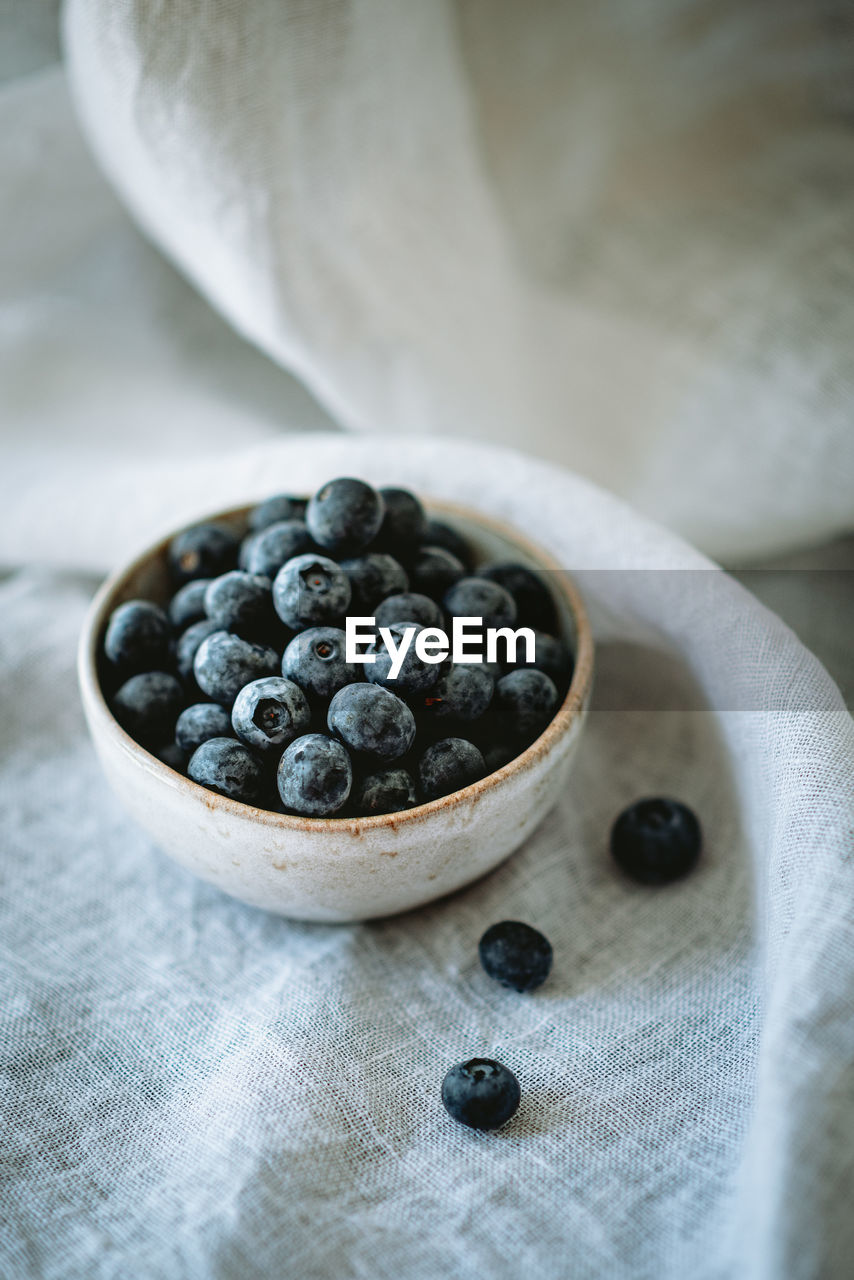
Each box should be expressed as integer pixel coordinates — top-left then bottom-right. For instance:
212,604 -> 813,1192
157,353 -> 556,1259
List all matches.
78,500 -> 594,922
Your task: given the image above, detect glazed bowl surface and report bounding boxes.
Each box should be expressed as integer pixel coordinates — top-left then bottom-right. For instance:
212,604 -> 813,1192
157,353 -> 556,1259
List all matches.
78,499 -> 594,922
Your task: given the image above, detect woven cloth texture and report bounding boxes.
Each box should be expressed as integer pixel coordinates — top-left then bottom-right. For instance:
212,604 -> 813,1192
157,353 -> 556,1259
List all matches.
1,434 -> 853,1280
1,4 -> 853,1274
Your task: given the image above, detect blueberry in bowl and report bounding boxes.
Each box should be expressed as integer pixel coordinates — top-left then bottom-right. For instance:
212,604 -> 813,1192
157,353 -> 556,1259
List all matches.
78,479 -> 593,922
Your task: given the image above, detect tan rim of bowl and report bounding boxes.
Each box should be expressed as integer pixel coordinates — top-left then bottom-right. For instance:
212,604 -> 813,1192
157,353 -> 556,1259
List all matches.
78,498 -> 595,835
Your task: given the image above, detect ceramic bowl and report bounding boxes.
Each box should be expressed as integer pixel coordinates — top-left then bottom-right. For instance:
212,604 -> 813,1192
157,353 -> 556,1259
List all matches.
78,500 -> 594,922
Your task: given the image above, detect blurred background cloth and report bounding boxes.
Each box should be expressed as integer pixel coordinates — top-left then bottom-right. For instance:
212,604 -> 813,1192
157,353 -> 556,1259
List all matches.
0,4 -> 853,1279
59,0 -> 854,561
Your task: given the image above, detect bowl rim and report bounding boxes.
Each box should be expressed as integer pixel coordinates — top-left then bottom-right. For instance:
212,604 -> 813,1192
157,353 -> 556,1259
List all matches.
78,497 -> 594,834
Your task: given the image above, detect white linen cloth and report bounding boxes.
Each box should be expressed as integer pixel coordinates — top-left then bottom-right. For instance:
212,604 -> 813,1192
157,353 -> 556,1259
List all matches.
0,11 -> 853,1280
1,429 -> 853,1280
61,0 -> 854,561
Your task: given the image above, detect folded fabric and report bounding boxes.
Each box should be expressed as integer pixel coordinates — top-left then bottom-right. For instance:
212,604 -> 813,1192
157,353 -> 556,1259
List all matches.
1,433 -> 851,1279
63,0 -> 854,559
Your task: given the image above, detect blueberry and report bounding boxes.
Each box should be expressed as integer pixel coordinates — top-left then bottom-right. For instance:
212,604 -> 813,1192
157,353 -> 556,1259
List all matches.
494,669 -> 558,742
277,733 -> 352,816
272,554 -> 351,630
340,553 -> 408,612
367,623 -> 440,694
248,493 -> 307,532
353,768 -> 418,815
103,600 -> 171,674
187,737 -> 265,804
175,702 -> 234,754
237,533 -> 258,572
373,592 -> 444,630
168,579 -> 211,630
478,921 -> 553,992
610,798 -> 702,885
282,627 -> 362,701
111,671 -> 183,744
414,663 -> 493,723
204,571 -> 276,640
479,562 -> 557,631
193,631 -> 280,706
231,676 -> 310,753
441,1059 -> 520,1130
502,630 -> 572,686
306,477 -> 384,555
244,520 -> 315,579
443,577 -> 517,629
328,684 -> 416,761
421,518 -> 473,568
418,738 -> 485,800
409,545 -> 465,599
376,487 -> 426,546
175,618 -> 220,683
169,522 -> 238,584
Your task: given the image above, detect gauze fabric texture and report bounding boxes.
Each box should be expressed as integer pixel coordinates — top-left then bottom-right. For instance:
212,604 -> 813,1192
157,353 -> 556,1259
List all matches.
0,9 -> 852,1280
1,431 -> 853,1280
61,0 -> 854,561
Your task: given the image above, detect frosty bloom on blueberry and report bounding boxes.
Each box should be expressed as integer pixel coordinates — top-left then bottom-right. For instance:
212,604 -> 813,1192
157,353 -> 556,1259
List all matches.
187,737 -> 265,804
231,677 -> 310,754
281,627 -> 362,701
244,519 -> 315,579
272,554 -> 351,630
175,703 -> 233,755
277,734 -> 352,817
99,475 -> 574,818
306,477 -> 384,554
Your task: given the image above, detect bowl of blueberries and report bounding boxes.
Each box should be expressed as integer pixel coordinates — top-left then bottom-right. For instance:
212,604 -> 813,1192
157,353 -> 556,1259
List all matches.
78,477 -> 594,921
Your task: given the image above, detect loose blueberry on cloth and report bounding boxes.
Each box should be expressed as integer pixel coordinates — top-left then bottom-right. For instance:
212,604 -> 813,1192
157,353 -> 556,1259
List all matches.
100,476 -> 572,817
610,798 -> 703,885
441,1059 -> 522,1130
478,921 -> 554,992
